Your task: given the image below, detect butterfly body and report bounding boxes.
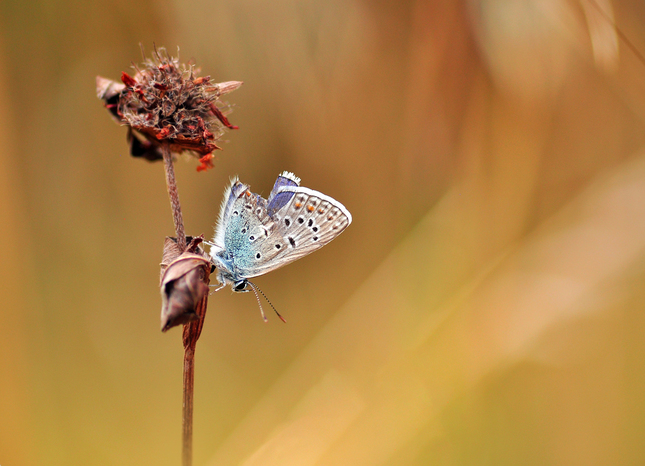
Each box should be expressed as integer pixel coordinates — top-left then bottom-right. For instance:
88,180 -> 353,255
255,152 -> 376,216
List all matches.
210,172 -> 352,292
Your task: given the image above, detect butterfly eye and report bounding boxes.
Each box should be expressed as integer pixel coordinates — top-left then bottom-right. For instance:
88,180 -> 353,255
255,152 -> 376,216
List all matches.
234,281 -> 246,291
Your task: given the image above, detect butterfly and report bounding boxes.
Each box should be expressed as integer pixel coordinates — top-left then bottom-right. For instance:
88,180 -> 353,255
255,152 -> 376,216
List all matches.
209,171 -> 352,320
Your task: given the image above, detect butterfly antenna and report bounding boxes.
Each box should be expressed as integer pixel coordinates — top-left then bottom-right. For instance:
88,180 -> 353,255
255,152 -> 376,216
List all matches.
247,281 -> 287,323
246,282 -> 268,322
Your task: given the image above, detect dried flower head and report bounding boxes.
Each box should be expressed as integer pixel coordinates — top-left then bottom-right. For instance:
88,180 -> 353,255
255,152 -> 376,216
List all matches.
96,46 -> 242,171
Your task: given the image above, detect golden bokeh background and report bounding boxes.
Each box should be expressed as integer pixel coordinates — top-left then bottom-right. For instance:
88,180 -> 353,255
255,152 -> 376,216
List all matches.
2,0 -> 645,464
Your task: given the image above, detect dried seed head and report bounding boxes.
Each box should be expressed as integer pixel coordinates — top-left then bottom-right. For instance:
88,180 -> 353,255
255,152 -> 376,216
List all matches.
96,46 -> 242,171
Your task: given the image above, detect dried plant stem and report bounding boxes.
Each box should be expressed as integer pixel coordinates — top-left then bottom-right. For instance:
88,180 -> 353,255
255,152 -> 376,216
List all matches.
162,143 -> 187,251
160,142 -> 202,465
182,283 -> 208,466
182,346 -> 195,466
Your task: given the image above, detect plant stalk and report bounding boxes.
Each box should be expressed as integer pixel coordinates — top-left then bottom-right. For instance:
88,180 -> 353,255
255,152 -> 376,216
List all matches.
161,143 -> 187,252
181,285 -> 208,466
182,346 -> 195,466
161,142 -> 204,465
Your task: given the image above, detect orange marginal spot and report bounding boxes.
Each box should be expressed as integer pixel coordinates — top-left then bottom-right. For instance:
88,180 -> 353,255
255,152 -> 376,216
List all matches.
307,205 -> 314,212
318,208 -> 324,213
295,202 -> 302,208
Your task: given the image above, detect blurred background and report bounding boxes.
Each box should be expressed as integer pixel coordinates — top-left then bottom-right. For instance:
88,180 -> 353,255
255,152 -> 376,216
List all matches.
2,0 -> 645,464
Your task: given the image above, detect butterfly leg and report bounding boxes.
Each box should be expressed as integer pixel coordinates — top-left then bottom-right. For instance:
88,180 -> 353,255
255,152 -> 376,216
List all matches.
210,282 -> 226,292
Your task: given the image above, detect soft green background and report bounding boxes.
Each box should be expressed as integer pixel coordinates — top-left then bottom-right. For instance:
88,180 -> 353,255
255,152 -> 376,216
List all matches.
2,0 -> 645,465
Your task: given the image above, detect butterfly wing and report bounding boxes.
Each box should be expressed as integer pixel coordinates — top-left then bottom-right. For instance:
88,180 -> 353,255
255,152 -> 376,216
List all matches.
232,184 -> 352,279
212,178 -> 250,249
215,171 -> 300,250
219,187 -> 278,279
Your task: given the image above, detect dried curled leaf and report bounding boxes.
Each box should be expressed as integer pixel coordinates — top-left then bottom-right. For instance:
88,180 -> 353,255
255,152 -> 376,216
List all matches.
160,236 -> 212,332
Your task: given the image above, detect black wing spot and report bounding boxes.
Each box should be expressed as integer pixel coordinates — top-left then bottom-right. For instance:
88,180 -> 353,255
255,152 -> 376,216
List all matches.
285,218 -> 291,227
288,237 -> 296,247
241,228 -> 247,234
249,235 -> 255,241
313,236 -> 319,241
256,253 -> 261,259
312,226 -> 318,232
275,244 -> 282,249
244,204 -> 252,210
298,217 -> 304,224
233,210 -> 239,216
308,218 -> 313,227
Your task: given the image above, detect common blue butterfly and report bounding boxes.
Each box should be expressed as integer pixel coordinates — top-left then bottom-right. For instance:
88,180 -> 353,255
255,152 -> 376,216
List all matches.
209,171 -> 352,319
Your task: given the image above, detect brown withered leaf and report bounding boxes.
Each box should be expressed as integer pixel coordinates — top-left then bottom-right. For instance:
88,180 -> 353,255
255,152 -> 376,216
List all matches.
160,236 -> 212,332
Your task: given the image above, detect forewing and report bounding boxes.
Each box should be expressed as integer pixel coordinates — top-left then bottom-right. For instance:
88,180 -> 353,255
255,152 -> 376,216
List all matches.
212,178 -> 249,248
223,188 -> 284,279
